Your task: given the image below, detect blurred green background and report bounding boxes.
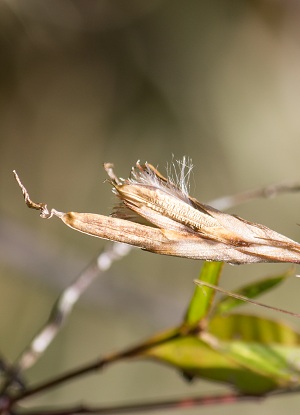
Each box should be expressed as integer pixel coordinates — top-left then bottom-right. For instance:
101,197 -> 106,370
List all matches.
1,1 -> 300,413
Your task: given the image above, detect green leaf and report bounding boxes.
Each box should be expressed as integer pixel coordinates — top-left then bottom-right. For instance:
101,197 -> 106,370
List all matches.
208,314 -> 300,345
184,261 -> 223,326
142,335 -> 280,394
214,268 -> 293,315
130,265 -> 300,395
217,340 -> 300,388
141,331 -> 300,394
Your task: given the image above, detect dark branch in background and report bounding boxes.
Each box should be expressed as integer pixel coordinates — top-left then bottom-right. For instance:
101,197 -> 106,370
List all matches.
17,243 -> 131,371
209,180 -> 300,210
15,392 -> 264,415
13,327 -> 181,404
0,243 -> 131,397
11,389 -> 300,415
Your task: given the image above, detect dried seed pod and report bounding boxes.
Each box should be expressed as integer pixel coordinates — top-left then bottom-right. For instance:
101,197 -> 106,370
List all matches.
105,160 -> 300,264
14,160 -> 300,265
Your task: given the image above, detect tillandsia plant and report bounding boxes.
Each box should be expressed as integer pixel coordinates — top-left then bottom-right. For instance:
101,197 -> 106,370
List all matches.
13,157 -> 300,264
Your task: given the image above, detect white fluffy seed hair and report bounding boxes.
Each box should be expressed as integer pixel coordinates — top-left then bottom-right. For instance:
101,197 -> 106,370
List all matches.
128,156 -> 194,205
166,156 -> 194,197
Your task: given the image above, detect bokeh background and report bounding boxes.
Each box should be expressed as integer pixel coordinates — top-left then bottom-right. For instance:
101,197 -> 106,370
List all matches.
1,1 -> 300,413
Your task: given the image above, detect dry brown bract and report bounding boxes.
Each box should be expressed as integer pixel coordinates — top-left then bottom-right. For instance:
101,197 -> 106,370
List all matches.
13,160 -> 300,264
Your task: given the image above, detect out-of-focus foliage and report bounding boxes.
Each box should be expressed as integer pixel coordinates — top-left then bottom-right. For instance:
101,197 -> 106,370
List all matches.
142,262 -> 300,394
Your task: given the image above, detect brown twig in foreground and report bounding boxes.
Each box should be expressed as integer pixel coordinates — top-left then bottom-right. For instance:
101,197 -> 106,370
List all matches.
12,327 -> 181,405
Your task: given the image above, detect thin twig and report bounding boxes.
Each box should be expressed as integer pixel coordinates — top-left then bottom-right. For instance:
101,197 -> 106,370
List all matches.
18,243 -> 132,371
209,180 -> 300,211
194,280 -> 300,319
17,392 -> 265,415
18,386 -> 300,415
0,244 -> 132,397
0,356 -> 25,391
13,171 -> 63,219
13,329 -> 181,404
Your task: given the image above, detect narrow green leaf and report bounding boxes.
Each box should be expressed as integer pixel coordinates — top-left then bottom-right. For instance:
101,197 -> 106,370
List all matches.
214,268 -> 293,315
208,314 -> 300,345
184,262 -> 223,326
